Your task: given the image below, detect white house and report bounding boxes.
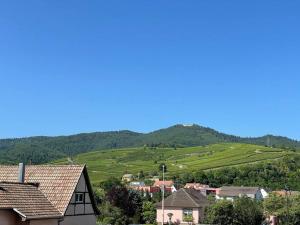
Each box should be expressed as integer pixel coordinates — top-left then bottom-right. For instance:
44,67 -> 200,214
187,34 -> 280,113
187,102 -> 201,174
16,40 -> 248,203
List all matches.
216,186 -> 268,201
0,164 -> 99,225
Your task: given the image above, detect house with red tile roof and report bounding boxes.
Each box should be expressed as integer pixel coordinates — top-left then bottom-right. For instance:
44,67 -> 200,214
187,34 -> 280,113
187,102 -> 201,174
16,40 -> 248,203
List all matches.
153,179 -> 177,193
184,183 -> 217,196
0,164 -> 99,225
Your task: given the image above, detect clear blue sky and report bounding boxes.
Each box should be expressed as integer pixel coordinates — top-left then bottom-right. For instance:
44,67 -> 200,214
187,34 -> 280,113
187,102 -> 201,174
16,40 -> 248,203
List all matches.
0,1 -> 300,139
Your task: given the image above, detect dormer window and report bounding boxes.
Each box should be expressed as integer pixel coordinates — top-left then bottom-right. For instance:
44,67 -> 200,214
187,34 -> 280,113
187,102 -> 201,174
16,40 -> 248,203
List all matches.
75,193 -> 84,203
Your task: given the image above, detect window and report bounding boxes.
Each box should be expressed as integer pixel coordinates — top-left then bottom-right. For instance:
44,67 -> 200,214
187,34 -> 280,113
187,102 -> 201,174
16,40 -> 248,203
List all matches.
75,193 -> 84,203
183,208 -> 193,222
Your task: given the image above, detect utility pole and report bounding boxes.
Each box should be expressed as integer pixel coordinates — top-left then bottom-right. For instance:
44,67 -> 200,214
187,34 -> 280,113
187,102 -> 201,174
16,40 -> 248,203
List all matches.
162,165 -> 165,225
285,185 -> 290,225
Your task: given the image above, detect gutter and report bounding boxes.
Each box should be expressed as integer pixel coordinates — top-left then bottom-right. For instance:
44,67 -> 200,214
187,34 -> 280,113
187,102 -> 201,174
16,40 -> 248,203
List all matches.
13,208 -> 63,221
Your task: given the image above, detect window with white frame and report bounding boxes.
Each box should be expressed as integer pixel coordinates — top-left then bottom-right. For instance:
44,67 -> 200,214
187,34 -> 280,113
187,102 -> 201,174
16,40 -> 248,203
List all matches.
75,193 -> 84,203
183,208 -> 193,222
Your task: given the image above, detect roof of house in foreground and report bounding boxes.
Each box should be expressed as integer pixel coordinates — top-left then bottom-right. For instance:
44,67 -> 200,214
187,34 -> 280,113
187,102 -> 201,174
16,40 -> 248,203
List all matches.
217,186 -> 260,197
0,165 -> 98,215
156,188 -> 209,208
0,182 -> 62,220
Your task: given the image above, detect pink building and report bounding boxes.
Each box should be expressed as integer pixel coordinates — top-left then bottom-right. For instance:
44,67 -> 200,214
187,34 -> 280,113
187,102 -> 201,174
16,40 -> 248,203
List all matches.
156,188 -> 209,225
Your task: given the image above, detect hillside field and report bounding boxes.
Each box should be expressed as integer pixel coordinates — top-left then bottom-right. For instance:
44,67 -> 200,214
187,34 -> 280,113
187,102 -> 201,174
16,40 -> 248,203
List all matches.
2,124 -> 299,165
54,143 -> 296,184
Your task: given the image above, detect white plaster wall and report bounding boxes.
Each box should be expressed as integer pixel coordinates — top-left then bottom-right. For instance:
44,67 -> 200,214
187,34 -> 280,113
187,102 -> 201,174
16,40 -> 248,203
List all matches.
63,172 -> 96,225
60,215 -> 96,225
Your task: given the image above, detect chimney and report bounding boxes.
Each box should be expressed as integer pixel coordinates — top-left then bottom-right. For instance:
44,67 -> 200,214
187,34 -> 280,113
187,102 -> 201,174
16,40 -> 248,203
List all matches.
18,163 -> 25,183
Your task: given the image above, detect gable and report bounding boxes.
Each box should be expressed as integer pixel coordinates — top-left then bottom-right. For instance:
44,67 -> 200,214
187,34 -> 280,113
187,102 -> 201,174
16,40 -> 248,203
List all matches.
0,165 -> 84,214
65,173 -> 96,216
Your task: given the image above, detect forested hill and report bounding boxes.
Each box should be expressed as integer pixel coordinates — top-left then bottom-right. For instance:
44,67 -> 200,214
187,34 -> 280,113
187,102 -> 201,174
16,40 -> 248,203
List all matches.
0,124 -> 299,164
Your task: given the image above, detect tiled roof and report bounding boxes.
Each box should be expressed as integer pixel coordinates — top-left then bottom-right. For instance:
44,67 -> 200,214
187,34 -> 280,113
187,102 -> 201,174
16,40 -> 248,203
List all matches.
0,165 -> 84,214
153,180 -> 174,187
272,190 -> 300,197
185,183 -> 210,189
0,182 -> 62,220
156,188 -> 209,208
217,186 -> 260,197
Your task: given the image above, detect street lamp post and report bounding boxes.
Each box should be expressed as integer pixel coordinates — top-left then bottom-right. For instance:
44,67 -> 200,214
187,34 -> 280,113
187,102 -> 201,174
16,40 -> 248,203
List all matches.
162,165 -> 165,225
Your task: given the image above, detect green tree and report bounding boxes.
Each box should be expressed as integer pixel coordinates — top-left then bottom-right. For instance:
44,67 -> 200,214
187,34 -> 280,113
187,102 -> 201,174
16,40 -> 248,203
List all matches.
159,163 -> 167,172
99,202 -> 129,225
233,197 -> 264,225
138,170 -> 145,179
142,201 -> 156,224
264,194 -> 300,225
205,200 -> 234,225
100,177 -> 123,192
194,170 -> 208,184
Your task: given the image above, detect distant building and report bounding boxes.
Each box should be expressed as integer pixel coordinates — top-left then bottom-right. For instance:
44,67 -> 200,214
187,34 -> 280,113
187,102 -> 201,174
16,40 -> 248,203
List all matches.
153,180 -> 177,193
156,188 -> 210,224
0,164 -> 99,225
216,186 -> 268,201
271,190 -> 300,197
122,174 -> 134,182
184,183 -> 217,196
129,180 -> 176,197
129,181 -> 145,187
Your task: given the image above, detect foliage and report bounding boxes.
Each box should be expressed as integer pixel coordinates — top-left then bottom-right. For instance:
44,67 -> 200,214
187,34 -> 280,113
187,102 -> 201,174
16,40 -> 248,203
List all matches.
55,143 -> 296,184
1,124 -> 299,164
98,177 -> 144,225
264,194 -> 300,224
205,200 -> 235,225
205,197 -> 264,225
233,197 -> 264,225
173,156 -> 300,191
159,163 -> 167,172
142,201 -> 156,224
183,214 -> 193,222
98,202 -> 129,225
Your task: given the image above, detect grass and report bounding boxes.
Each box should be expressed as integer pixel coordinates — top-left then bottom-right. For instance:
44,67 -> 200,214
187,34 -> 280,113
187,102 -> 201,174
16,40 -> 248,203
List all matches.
53,143 -> 295,184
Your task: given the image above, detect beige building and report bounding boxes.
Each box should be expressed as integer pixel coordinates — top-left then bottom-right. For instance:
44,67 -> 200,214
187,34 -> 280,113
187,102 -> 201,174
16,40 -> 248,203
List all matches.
156,188 -> 209,225
122,174 -> 134,182
0,164 -> 99,225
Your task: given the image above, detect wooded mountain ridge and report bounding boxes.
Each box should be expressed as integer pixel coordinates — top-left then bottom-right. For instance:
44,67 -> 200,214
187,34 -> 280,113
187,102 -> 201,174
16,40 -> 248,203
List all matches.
0,124 -> 299,164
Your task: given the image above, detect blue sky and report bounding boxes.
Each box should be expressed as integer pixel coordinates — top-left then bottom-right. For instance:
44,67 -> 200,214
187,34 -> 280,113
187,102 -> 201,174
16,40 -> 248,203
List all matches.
0,1 -> 300,139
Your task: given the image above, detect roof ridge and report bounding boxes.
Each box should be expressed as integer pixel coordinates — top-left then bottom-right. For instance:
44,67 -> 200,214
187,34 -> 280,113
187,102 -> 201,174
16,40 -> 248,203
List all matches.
0,181 -> 39,187
182,189 -> 199,207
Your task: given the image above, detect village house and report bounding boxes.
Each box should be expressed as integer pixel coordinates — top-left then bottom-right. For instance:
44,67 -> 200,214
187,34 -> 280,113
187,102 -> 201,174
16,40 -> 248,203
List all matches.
184,183 -> 217,196
156,188 -> 210,225
122,174 -> 134,182
153,179 -> 177,193
129,179 -> 177,197
0,182 -> 63,225
216,186 -> 268,201
271,190 -> 300,197
0,163 -> 99,225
